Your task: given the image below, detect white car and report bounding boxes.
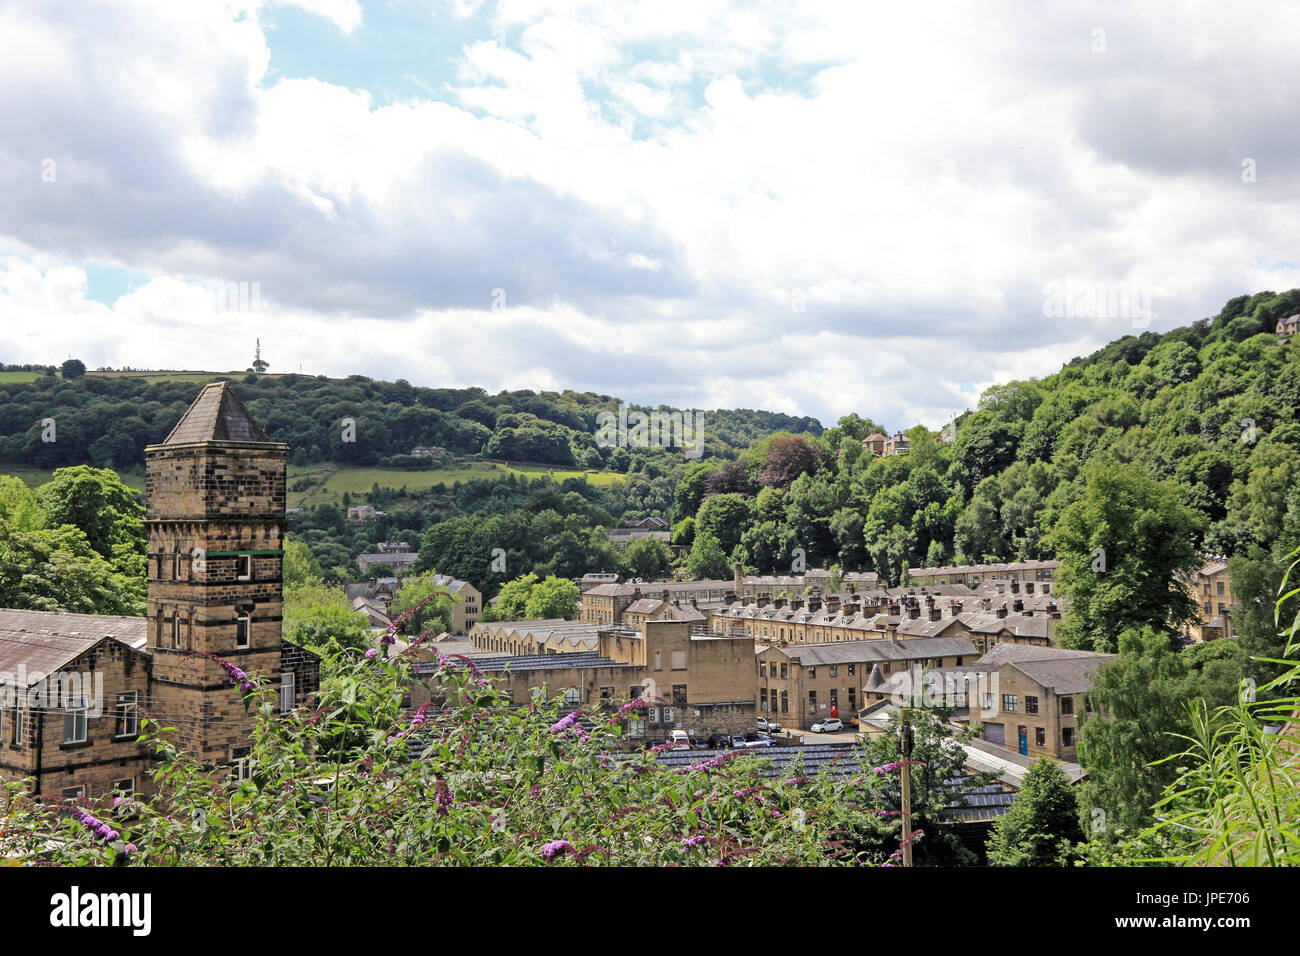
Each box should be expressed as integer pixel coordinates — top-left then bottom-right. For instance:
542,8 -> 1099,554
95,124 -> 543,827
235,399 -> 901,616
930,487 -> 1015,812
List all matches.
757,717 -> 782,733
811,718 -> 843,733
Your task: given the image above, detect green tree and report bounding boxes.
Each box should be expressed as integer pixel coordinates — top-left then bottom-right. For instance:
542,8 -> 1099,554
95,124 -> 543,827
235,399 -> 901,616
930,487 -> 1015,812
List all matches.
1076,626 -> 1247,838
523,575 -> 580,620
621,537 -> 670,581
35,466 -> 145,564
283,584 -> 371,654
481,573 -> 539,621
0,519 -> 143,615
283,539 -> 325,590
389,573 -> 457,636
1046,461 -> 1202,652
60,358 -> 86,379
685,530 -> 730,580
987,759 -> 1083,866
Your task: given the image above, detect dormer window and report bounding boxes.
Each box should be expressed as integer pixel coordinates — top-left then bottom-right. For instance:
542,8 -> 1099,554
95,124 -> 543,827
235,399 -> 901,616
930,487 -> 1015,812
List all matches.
237,555 -> 252,582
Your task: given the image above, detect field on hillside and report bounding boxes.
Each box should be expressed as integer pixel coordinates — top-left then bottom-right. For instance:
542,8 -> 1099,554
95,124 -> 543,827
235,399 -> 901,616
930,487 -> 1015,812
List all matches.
0,371 -> 46,383
0,463 -> 147,493
85,370 -> 259,385
288,461 -> 623,508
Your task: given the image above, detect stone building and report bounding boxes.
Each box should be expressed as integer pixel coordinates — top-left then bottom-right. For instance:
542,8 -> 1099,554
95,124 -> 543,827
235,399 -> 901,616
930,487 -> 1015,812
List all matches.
0,382 -> 319,800
1186,556 -> 1236,641
419,619 -> 756,740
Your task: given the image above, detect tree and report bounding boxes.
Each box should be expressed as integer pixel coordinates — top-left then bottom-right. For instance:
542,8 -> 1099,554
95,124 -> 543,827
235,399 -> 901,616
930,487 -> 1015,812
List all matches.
523,575 -> 580,620
758,435 -> 826,490
1046,461 -> 1203,652
35,466 -> 144,563
694,493 -> 755,557
685,530 -> 730,580
60,358 -> 86,379
283,584 -> 370,654
481,573 -> 539,621
1076,626 -> 1247,839
0,519 -> 143,615
621,537 -> 670,581
987,759 -> 1083,866
389,573 -> 457,636
282,539 -> 325,590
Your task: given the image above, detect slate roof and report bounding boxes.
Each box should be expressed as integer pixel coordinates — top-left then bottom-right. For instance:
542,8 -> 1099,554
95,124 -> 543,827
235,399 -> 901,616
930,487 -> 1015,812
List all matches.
0,610 -> 149,683
780,636 -> 976,667
162,382 -> 275,445
414,651 -> 619,675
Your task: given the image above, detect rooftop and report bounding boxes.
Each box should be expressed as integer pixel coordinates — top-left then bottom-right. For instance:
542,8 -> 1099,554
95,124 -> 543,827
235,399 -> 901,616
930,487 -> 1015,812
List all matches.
161,381 -> 275,445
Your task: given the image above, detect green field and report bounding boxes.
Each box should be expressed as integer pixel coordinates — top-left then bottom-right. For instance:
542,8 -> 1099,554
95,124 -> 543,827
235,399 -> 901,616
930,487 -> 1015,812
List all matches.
85,370 -> 257,385
0,371 -> 46,383
288,461 -> 623,508
0,464 -> 147,493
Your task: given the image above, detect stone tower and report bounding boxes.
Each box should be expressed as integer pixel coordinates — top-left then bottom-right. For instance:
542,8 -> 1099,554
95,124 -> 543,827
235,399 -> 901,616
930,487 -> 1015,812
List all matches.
144,382 -> 291,763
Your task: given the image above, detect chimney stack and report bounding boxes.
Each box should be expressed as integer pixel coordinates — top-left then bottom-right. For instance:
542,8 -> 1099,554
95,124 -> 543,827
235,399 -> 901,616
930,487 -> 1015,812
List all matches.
997,602 -> 1008,619
929,607 -> 941,622
1010,579 -> 1020,594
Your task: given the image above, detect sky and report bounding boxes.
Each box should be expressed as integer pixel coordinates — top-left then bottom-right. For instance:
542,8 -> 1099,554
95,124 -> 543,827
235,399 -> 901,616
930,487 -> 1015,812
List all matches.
1,0 -> 1298,430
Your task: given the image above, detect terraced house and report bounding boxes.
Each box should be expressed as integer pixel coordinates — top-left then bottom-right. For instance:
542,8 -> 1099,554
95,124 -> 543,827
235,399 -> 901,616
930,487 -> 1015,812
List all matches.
0,383 -> 319,800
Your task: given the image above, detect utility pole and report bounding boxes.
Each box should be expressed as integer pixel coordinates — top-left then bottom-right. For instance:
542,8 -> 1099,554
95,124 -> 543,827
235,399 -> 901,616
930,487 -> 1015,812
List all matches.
899,706 -> 913,867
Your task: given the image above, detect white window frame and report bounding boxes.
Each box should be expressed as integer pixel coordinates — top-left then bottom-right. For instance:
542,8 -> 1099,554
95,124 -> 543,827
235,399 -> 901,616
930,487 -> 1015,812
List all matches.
236,554 -> 252,582
63,697 -> 89,744
112,778 -> 135,796
279,672 -> 295,714
236,614 -> 251,649
62,786 -> 85,801
173,614 -> 183,649
115,691 -> 139,738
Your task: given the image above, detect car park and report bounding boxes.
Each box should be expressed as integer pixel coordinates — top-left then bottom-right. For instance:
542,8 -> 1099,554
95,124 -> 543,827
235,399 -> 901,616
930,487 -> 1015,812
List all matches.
811,718 -> 844,733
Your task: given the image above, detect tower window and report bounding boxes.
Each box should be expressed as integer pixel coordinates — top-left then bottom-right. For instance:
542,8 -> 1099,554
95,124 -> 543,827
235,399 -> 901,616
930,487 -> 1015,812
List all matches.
237,555 -> 252,582
172,615 -> 183,649
236,614 -> 251,649
174,553 -> 183,580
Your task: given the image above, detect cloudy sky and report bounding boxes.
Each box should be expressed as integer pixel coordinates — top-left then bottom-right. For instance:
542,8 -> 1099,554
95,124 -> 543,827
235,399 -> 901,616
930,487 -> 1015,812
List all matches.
1,0 -> 1298,429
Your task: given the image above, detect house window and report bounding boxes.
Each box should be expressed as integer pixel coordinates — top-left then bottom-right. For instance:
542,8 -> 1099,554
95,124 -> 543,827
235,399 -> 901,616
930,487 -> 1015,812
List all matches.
236,614 -> 251,649
829,665 -> 838,678
1002,694 -> 1018,713
759,661 -> 767,677
63,697 -> 88,744
1063,727 -> 1076,747
113,778 -> 135,797
563,687 -> 581,707
62,786 -> 85,801
829,689 -> 838,709
1035,726 -> 1045,747
114,692 -> 139,738
847,664 -> 855,676
808,667 -> 816,679
232,746 -> 253,782
671,650 -> 687,670
173,554 -> 182,579
172,614 -> 183,649
1025,695 -> 1039,715
672,684 -> 687,706
848,687 -> 856,710
7,705 -> 20,746
1061,695 -> 1074,715
653,651 -> 662,671
237,554 -> 252,582
780,664 -> 788,679
780,690 -> 788,714
280,672 -> 295,714
1216,581 -> 1225,596
808,690 -> 817,712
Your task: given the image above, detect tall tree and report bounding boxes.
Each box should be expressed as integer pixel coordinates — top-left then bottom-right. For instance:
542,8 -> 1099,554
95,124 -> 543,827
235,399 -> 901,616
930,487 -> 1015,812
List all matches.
987,759 -> 1084,866
1046,461 -> 1203,652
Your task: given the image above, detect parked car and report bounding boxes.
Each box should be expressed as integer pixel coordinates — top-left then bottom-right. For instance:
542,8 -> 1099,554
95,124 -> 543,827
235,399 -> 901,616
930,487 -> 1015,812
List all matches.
669,730 -> 695,750
757,717 -> 782,733
811,718 -> 844,733
741,733 -> 776,748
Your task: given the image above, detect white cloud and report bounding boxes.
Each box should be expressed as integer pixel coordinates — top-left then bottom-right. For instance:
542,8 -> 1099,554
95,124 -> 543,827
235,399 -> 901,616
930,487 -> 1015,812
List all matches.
1,1 -> 1298,428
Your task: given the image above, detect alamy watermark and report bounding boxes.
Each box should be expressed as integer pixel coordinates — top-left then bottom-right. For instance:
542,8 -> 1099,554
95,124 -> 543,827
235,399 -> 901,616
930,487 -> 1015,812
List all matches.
1,668 -> 105,714
889,665 -> 999,718
1043,275 -> 1153,330
595,404 -> 705,459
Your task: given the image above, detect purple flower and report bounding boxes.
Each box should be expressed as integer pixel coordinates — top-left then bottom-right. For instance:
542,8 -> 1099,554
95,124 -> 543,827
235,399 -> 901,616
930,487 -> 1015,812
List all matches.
434,780 -> 452,817
190,651 -> 257,691
681,835 -> 707,848
70,808 -> 118,843
550,711 -> 580,733
541,839 -> 574,861
364,648 -> 378,659
123,843 -> 137,854
870,761 -> 903,776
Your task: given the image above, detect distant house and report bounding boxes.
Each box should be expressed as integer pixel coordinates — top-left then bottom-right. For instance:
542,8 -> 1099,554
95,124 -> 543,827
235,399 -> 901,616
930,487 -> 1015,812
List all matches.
347,504 -> 382,522
882,431 -> 911,456
356,550 -> 419,575
607,516 -> 671,546
1277,314 -> 1300,341
862,432 -> 887,457
410,445 -> 449,458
